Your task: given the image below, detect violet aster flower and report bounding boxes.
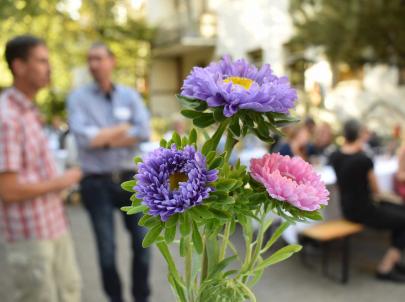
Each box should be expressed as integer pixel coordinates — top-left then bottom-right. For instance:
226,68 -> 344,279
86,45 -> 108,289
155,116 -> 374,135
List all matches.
134,145 -> 218,221
180,55 -> 297,117
250,153 -> 329,211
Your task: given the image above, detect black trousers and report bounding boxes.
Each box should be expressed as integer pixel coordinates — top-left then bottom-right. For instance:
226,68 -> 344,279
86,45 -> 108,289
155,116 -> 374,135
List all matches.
80,173 -> 150,302
345,201 -> 405,250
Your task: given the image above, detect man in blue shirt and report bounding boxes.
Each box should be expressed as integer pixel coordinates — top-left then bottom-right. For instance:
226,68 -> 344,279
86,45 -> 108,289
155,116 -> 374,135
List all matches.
68,43 -> 150,302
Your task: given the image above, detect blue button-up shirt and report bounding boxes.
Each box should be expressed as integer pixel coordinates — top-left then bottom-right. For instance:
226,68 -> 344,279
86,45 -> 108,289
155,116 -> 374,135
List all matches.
67,83 -> 150,174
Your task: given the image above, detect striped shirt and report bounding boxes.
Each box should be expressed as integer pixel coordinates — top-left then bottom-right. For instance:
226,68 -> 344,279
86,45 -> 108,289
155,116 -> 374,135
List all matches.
0,88 -> 67,242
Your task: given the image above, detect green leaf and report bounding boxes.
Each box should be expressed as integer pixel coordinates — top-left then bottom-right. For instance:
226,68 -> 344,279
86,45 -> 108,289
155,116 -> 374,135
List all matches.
206,238 -> 219,275
254,244 -> 302,271
205,152 -> 216,166
121,206 -> 132,212
255,114 -> 270,138
121,180 -> 135,192
188,128 -> 197,145
130,194 -> 140,204
166,214 -> 179,228
208,255 -> 237,278
181,136 -> 188,146
266,121 -> 284,136
248,192 -> 268,203
159,138 -> 167,148
213,107 -> 226,122
126,204 -> 148,215
133,156 -> 142,164
180,236 -> 186,257
181,109 -> 203,119
193,114 -> 215,128
211,190 -> 228,199
208,156 -> 223,170
144,217 -> 162,228
188,209 -> 203,222
266,112 -> 300,127
302,210 -> 323,221
191,205 -> 214,218
180,214 -> 191,236
165,225 -> 176,243
220,196 -> 235,204
176,94 -> 207,111
201,121 -> 228,154
210,208 -> 231,219
192,221 -> 203,254
171,132 -> 181,147
168,274 -> 187,302
215,179 -> 238,191
229,117 -> 241,137
138,215 -> 154,226
261,221 -> 290,253
142,224 -> 163,247
157,241 -> 186,301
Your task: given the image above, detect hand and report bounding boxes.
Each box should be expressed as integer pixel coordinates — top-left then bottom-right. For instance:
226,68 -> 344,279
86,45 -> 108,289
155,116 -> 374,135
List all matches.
59,167 -> 83,189
114,123 -> 132,134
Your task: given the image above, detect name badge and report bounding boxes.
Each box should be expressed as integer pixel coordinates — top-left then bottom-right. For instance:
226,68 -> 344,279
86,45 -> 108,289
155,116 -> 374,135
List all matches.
114,107 -> 131,121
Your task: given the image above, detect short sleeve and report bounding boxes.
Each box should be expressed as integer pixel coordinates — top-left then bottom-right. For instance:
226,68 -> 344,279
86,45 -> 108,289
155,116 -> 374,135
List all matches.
0,119 -> 22,172
363,155 -> 374,172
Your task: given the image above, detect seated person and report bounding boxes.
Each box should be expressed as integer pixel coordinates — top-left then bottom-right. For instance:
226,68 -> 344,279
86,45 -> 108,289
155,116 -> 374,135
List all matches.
394,144 -> 405,201
330,119 -> 405,282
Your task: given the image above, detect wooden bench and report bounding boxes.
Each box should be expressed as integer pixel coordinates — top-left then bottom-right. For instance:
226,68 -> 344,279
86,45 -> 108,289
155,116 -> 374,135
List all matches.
299,219 -> 364,284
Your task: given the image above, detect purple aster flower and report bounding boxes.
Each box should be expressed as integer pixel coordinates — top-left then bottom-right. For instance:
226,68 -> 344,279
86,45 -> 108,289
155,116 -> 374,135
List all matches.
180,55 -> 297,117
134,144 -> 218,221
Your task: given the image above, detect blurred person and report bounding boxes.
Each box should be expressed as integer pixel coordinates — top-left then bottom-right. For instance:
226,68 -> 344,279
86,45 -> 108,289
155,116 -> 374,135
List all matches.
307,122 -> 335,165
330,119 -> 405,282
394,142 -> 405,202
68,42 -> 151,302
304,116 -> 316,135
311,122 -> 334,155
276,124 -> 311,160
0,35 -> 82,302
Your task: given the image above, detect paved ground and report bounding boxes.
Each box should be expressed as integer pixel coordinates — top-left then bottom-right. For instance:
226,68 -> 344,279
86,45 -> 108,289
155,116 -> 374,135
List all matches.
1,203 -> 405,302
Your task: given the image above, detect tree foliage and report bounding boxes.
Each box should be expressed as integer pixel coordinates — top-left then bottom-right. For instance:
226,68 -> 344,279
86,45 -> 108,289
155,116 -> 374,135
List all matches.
0,0 -> 154,120
287,0 -> 405,67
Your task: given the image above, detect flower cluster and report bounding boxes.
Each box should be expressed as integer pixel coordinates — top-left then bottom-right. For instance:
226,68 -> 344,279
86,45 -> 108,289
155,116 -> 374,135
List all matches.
123,55 -> 329,302
135,145 -> 218,221
181,55 -> 297,117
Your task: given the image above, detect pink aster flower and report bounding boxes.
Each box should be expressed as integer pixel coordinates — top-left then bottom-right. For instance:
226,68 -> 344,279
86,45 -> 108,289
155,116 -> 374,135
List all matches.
250,153 -> 329,211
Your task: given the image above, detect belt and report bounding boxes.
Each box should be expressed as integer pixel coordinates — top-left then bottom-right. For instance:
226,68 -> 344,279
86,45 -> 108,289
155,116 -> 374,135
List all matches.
84,170 -> 135,184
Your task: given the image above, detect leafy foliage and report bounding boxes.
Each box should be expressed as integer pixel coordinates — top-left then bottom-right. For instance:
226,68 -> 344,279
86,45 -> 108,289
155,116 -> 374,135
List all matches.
287,0 -> 405,67
0,0 -> 154,120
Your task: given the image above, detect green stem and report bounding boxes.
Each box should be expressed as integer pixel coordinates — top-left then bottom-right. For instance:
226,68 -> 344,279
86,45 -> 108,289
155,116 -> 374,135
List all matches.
219,222 -> 231,261
200,231 -> 208,284
239,221 -> 253,277
242,210 -> 266,283
185,234 -> 194,302
224,131 -> 238,162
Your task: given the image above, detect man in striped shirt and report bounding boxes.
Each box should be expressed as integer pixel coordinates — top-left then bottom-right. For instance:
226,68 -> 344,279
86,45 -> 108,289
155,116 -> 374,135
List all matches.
0,35 -> 82,302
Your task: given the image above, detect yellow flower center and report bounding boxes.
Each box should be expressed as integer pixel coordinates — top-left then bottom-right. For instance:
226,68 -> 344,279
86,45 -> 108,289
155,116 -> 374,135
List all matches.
223,76 -> 254,90
169,172 -> 188,191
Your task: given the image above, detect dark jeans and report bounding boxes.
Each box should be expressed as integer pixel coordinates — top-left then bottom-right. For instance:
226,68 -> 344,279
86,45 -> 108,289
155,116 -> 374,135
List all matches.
345,201 -> 405,249
81,174 -> 150,302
